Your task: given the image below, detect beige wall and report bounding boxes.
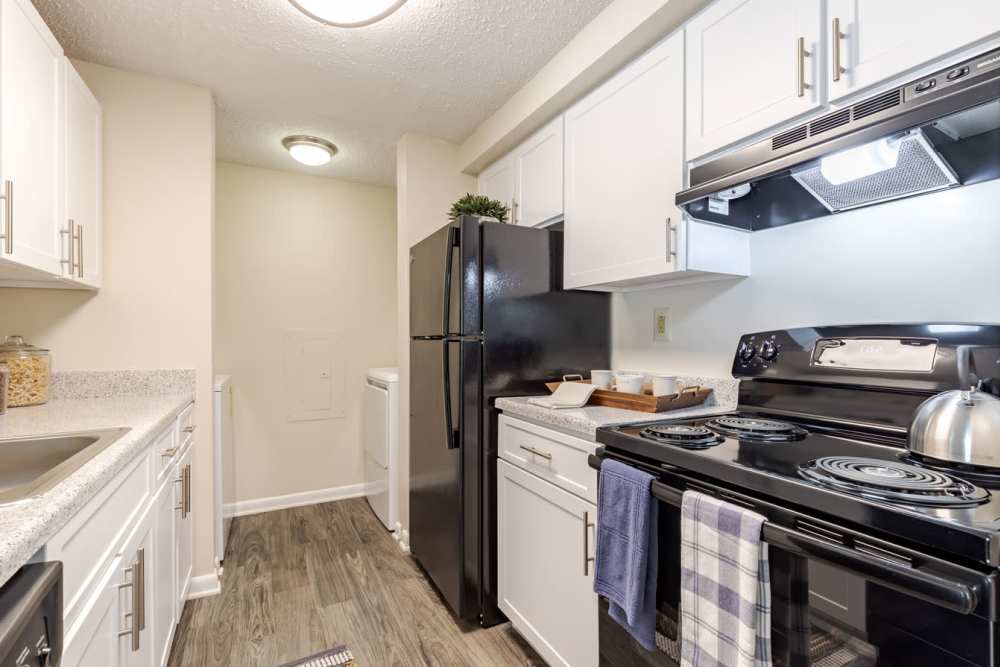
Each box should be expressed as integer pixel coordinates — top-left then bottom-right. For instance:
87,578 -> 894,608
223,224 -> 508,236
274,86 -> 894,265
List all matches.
0,62 -> 217,578
214,162 -> 396,504
395,134 -> 475,537
460,0 -> 707,173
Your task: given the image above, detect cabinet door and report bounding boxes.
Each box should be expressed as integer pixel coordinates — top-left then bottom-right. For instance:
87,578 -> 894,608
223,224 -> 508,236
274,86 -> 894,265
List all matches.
152,481 -> 177,667
686,0 -> 823,159
174,445 -> 194,610
564,31 -> 684,290
516,116 -> 564,227
828,0 -> 1000,101
0,0 -> 63,273
478,153 -> 517,223
62,555 -> 124,667
498,459 -> 598,667
64,61 -> 103,287
122,521 -> 155,667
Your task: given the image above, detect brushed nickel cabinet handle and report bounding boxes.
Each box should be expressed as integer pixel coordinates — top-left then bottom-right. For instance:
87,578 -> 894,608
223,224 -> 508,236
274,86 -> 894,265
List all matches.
160,447 -> 178,458
797,37 -> 812,98
518,444 -> 552,461
60,220 -> 75,274
185,464 -> 192,517
137,547 -> 145,630
76,224 -> 83,278
666,217 -> 677,260
832,18 -> 846,82
583,510 -> 596,576
117,557 -> 140,651
182,425 -> 195,433
0,180 -> 12,254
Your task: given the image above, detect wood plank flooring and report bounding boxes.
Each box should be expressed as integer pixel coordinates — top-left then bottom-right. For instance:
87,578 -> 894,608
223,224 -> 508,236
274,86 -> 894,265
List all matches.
167,498 -> 544,666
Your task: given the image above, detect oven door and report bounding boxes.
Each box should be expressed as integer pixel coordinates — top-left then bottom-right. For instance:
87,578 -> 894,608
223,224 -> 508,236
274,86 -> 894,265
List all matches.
591,454 -> 999,667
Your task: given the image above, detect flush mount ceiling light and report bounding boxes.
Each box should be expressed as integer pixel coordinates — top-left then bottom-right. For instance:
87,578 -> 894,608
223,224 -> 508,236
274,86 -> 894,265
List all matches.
282,135 -> 338,166
289,0 -> 407,27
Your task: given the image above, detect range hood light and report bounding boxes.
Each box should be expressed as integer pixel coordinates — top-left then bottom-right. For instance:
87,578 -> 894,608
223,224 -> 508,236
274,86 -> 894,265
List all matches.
819,137 -> 900,185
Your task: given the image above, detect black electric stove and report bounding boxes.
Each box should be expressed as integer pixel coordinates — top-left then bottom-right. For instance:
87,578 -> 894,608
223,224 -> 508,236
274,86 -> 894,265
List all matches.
594,324 -> 1000,666
598,324 -> 1000,567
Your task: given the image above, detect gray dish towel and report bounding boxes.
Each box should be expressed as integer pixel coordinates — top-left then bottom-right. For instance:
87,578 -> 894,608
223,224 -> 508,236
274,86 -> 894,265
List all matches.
680,490 -> 771,667
593,458 -> 659,650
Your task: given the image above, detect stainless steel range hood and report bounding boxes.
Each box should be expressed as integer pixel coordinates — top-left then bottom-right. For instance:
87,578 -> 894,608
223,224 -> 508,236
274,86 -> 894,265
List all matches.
677,47 -> 1000,231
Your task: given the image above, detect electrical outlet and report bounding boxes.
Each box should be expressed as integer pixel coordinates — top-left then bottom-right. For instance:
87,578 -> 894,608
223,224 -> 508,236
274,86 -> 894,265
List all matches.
654,307 -> 671,342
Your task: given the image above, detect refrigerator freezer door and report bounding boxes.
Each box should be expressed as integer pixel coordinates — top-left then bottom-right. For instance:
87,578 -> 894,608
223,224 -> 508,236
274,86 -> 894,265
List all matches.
409,338 -> 463,613
410,223 -> 462,337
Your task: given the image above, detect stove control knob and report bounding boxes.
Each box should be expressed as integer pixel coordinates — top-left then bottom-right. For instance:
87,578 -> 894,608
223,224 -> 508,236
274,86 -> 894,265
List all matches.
738,341 -> 756,362
759,340 -> 778,362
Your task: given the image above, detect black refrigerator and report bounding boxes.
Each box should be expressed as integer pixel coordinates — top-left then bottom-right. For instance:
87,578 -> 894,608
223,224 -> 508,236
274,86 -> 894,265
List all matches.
409,215 -> 610,626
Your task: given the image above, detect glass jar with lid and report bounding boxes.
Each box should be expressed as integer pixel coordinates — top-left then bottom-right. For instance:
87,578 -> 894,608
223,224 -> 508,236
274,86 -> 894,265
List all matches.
0,335 -> 50,407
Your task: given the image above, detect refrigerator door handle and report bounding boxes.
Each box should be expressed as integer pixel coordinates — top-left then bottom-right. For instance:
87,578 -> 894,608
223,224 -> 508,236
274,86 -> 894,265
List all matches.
443,342 -> 458,450
442,226 -> 460,336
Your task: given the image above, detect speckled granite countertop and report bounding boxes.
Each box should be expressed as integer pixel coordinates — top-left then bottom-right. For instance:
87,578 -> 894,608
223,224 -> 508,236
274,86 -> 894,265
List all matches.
496,376 -> 739,439
0,370 -> 194,588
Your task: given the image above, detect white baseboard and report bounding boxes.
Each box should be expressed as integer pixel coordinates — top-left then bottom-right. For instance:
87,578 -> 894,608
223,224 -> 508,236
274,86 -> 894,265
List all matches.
394,522 -> 410,554
228,482 -> 374,518
186,573 -> 221,600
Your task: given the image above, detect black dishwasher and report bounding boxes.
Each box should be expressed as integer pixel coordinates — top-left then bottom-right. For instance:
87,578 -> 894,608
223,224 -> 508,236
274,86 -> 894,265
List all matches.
0,562 -> 62,667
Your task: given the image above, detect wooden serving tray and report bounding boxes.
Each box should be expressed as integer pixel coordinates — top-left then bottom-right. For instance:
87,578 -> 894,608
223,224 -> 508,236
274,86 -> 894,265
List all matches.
544,380 -> 712,413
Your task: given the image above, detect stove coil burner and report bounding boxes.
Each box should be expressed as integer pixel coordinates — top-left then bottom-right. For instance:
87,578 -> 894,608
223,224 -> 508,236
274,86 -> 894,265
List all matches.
705,416 -> 808,442
800,456 -> 990,507
638,424 -> 724,450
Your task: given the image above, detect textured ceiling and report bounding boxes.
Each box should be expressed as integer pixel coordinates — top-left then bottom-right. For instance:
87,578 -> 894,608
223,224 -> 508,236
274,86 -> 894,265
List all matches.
33,0 -> 613,186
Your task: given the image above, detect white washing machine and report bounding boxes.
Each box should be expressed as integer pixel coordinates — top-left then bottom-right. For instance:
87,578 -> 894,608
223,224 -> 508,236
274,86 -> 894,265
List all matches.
364,367 -> 399,530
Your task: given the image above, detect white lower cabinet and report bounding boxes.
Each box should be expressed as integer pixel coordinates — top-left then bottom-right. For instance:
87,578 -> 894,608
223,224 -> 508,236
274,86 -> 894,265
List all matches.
152,479 -> 178,667
174,443 -> 194,607
50,402 -> 196,667
498,457 -> 598,667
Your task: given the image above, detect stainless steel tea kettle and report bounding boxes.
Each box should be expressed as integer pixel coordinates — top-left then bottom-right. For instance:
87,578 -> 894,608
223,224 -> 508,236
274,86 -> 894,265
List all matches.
909,379 -> 1000,468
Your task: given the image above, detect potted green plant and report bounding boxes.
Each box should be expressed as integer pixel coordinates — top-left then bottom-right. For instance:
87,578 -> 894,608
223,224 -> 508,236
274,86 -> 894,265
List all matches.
448,194 -> 510,224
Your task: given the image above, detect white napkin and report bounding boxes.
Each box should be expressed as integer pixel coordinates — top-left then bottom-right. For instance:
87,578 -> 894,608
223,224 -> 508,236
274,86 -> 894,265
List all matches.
528,382 -> 597,409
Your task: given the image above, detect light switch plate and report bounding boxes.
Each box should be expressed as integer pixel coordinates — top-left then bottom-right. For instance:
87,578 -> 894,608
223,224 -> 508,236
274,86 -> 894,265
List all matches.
654,307 -> 670,342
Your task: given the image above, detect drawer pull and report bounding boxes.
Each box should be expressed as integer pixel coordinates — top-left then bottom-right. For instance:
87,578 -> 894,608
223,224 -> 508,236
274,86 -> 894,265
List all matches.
182,425 -> 195,433
519,444 -> 552,461
160,447 -> 178,458
583,510 -> 596,576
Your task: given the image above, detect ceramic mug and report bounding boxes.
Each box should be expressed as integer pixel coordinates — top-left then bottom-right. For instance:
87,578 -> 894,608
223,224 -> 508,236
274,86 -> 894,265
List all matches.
652,375 -> 683,396
591,370 -> 614,390
615,373 -> 644,394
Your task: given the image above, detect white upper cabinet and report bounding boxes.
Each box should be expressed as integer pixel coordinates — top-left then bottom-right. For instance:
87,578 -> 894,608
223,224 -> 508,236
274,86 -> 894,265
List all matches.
564,31 -> 685,290
64,63 -> 103,288
478,153 -> 517,222
686,0 -> 823,159
0,0 -> 64,275
515,116 -> 563,227
827,0 -> 1000,102
479,116 -> 564,227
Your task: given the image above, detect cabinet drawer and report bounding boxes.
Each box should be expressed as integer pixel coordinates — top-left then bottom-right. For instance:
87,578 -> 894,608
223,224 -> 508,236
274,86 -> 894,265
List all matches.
152,423 -> 178,484
498,415 -> 597,504
176,401 -> 195,440
44,447 -> 151,629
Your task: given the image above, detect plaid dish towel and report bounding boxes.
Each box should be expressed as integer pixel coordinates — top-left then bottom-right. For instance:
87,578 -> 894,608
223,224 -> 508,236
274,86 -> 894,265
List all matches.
680,491 -> 771,667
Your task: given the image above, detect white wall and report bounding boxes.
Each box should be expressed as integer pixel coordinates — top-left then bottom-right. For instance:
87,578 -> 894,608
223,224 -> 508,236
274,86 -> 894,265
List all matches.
396,134 -> 476,537
214,162 -> 396,505
613,180 -> 1000,376
0,62 -> 217,579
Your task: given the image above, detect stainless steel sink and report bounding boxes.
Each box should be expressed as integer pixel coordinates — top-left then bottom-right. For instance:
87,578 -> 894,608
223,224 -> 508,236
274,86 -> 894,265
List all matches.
0,428 -> 130,506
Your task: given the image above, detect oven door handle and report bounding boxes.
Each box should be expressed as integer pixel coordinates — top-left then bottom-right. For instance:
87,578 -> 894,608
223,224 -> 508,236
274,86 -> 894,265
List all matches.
587,452 -> 992,619
764,522 -> 983,617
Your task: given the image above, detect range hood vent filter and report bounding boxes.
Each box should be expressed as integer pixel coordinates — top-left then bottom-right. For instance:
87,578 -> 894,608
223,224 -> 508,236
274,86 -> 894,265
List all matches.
790,130 -> 958,212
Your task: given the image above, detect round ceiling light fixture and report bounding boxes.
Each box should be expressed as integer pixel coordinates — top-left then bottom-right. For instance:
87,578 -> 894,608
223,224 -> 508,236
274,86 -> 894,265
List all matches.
289,0 -> 407,28
282,135 -> 339,166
